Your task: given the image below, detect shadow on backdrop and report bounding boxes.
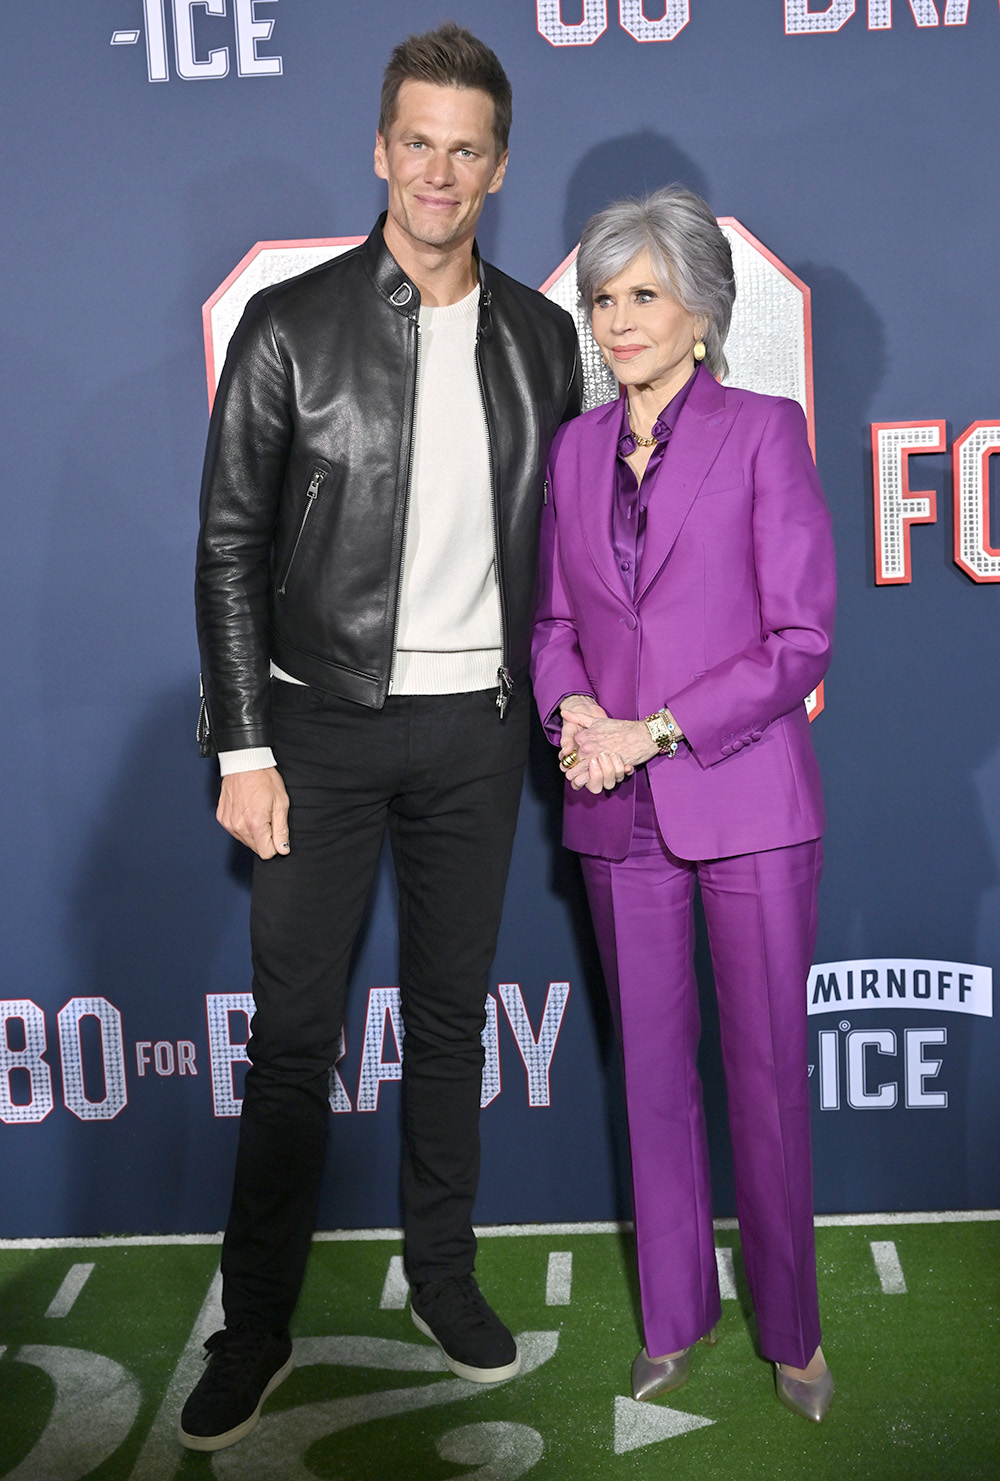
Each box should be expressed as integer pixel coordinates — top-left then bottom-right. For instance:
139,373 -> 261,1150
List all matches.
562,130 -> 710,253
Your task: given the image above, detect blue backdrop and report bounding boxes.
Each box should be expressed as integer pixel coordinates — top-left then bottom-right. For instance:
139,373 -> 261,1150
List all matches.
2,1 -> 998,1238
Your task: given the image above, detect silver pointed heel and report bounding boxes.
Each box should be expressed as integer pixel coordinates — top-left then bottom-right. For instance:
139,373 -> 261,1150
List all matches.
631,1328 -> 717,1402
775,1363 -> 835,1422
631,1345 -> 693,1401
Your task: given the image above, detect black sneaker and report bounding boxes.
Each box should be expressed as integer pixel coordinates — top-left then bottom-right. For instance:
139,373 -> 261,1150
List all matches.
178,1325 -> 293,1451
410,1274 -> 520,1382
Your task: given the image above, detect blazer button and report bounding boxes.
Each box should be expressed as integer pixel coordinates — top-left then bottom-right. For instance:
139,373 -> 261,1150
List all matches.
619,614 -> 637,630
721,744 -> 732,757
750,730 -> 762,742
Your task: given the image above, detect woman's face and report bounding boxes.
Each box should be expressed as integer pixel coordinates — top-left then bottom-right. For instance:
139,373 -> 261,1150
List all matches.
590,249 -> 704,403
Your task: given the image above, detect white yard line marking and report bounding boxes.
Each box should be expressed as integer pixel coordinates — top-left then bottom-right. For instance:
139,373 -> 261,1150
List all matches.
477,1222 -> 629,1238
715,1246 -> 737,1300
815,1210 -> 998,1227
379,1254 -> 410,1310
44,1261 -> 95,1318
1,1209 -> 997,1251
0,1232 -> 226,1250
127,1267 -> 223,1481
546,1251 -> 573,1305
315,1222 -> 633,1241
870,1239 -> 907,1294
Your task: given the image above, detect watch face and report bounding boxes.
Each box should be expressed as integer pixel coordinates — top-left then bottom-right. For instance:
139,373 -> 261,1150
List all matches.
645,711 -> 678,756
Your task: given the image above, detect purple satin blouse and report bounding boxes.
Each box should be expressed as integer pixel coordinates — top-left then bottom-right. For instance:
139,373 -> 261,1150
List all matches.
612,371 -> 697,600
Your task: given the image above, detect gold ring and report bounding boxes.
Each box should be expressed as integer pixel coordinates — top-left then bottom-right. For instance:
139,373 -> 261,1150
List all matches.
561,750 -> 578,769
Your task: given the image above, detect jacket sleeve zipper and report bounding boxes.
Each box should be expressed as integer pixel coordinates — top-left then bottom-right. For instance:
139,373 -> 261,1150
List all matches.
197,673 -> 213,756
277,467 -> 326,594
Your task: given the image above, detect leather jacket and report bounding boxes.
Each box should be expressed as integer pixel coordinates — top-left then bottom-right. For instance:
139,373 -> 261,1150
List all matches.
195,217 -> 582,755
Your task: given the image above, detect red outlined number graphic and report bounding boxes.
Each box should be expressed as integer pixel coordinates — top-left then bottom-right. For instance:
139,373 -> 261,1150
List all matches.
717,218 -> 816,455
203,238 -> 365,408
57,998 -> 128,1122
1,1001 -> 54,1124
536,0 -> 609,46
619,1 -> 690,43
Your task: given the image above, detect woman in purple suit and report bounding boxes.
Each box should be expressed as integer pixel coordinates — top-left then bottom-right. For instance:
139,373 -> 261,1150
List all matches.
531,187 -> 835,1421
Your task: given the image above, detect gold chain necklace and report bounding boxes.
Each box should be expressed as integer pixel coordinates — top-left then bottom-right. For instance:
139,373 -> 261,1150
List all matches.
627,405 -> 657,448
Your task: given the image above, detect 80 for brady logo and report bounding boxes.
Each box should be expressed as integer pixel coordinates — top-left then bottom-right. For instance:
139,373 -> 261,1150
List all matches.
111,0 -> 281,81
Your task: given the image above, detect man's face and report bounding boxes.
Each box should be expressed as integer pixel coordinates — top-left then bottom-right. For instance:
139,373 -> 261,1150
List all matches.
374,81 -> 507,259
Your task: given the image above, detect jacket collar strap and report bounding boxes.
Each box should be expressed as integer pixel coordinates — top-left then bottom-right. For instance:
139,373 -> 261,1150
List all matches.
363,214 -> 492,327
364,214 -> 420,318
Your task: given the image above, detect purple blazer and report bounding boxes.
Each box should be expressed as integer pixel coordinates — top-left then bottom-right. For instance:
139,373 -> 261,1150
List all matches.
531,365 -> 836,862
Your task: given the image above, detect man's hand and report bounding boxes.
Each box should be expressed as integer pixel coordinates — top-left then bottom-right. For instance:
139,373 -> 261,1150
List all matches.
217,768 -> 290,859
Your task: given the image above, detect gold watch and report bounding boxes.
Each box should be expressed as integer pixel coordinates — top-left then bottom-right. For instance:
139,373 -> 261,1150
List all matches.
644,709 -> 681,758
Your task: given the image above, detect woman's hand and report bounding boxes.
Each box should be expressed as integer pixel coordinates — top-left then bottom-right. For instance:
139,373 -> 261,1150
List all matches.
560,708 -> 659,794
558,694 -> 607,759
559,696 -> 621,794
567,716 -> 658,793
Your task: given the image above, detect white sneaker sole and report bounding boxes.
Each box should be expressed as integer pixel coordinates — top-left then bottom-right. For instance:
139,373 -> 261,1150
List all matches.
410,1308 -> 521,1383
178,1352 -> 294,1452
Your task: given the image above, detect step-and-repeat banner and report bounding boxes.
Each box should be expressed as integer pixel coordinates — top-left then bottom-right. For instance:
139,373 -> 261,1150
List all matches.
2,2 -> 998,1237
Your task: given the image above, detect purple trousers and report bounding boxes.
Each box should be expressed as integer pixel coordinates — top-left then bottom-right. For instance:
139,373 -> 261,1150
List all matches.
579,774 -> 822,1368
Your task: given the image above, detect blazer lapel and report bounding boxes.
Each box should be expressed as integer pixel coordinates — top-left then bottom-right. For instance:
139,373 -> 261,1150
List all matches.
635,367 -> 738,605
575,399 -> 632,605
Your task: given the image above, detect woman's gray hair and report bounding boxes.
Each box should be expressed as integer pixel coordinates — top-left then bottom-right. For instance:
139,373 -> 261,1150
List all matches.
576,185 -> 736,380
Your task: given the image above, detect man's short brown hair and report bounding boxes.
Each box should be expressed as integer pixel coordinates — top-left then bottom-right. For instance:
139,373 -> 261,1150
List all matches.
379,21 -> 512,156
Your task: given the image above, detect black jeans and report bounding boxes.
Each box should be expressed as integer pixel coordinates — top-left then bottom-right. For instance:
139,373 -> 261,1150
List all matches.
220,681 -> 529,1333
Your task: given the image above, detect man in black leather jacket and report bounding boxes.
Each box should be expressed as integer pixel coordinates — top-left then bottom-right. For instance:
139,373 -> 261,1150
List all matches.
184,23 -> 581,1453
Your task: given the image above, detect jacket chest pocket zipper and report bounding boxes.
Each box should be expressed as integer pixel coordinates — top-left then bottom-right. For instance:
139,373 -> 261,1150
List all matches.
277,468 -> 326,594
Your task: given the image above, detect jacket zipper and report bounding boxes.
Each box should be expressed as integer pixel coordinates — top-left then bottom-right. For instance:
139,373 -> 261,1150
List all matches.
385,317 -> 420,690
474,290 -> 512,719
496,665 -> 513,717
196,674 -> 212,756
277,467 -> 326,594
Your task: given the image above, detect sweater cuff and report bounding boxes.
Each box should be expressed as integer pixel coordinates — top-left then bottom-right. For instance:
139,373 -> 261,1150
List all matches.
218,747 -> 277,776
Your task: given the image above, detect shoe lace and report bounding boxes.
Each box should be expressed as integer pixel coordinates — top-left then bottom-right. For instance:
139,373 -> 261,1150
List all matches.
423,1275 -> 494,1334
202,1325 -> 275,1373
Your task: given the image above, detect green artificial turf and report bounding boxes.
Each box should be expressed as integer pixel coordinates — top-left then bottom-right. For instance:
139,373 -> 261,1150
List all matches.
1,1219 -> 997,1480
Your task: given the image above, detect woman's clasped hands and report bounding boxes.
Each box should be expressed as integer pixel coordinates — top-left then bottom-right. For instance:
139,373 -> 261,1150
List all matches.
558,694 -> 659,793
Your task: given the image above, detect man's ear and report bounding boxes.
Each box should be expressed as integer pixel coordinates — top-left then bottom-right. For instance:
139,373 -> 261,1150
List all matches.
487,150 -> 508,196
373,131 -> 388,182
